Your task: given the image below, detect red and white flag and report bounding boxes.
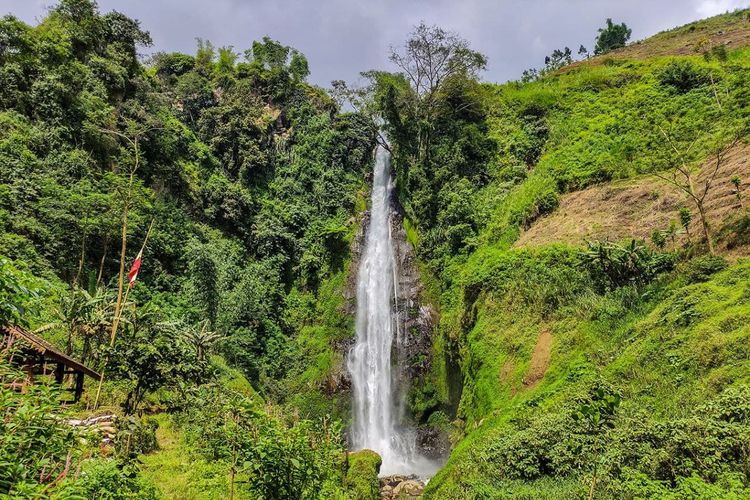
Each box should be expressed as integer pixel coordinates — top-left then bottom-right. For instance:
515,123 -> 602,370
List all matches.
127,250 -> 143,288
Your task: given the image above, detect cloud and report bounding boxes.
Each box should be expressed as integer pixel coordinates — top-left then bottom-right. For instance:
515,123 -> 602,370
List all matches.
696,0 -> 749,17
1,0 -> 748,86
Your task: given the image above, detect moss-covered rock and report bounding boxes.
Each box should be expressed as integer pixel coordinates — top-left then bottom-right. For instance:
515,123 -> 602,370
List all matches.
345,449 -> 382,500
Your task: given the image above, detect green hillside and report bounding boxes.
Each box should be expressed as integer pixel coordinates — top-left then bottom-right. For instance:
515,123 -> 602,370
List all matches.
0,0 -> 372,497
374,9 -> 750,499
2,1 -> 750,498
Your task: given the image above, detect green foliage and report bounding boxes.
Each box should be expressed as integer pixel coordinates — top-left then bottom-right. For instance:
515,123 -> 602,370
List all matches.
651,229 -> 667,249
595,18 -> 632,55
579,240 -> 675,292
681,254 -> 728,283
428,385 -> 750,498
0,354 -> 85,495
113,415 -> 159,461
345,449 -> 382,499
177,385 -> 348,499
59,460 -> 159,499
106,312 -> 213,414
0,353 -> 158,497
0,257 -> 40,327
364,24 -> 495,266
0,0 -> 375,392
426,251 -> 750,498
657,59 -> 710,92
679,207 -> 693,234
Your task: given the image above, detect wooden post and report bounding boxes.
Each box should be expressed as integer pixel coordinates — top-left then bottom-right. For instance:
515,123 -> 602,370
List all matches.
93,219 -> 155,409
74,371 -> 85,403
55,362 -> 64,384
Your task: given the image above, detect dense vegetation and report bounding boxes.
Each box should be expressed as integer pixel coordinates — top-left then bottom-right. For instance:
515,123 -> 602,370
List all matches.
2,1 -> 750,498
0,0 -> 374,496
356,10 -> 750,499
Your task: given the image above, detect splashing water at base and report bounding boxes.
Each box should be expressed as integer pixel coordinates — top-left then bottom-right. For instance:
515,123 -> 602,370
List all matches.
348,146 -> 439,478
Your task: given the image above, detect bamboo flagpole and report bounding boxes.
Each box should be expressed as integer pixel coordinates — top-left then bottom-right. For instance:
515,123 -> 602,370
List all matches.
93,219 -> 155,409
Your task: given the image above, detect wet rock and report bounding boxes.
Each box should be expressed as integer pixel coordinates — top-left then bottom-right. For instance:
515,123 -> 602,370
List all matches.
379,474 -> 425,499
416,426 -> 451,460
347,449 -> 382,499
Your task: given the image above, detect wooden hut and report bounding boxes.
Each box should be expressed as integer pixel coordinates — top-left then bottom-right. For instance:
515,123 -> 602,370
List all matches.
1,325 -> 101,403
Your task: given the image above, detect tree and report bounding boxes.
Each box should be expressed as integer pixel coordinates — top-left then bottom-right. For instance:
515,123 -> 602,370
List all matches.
108,312 -> 210,414
594,18 -> 632,55
246,36 -> 289,70
651,229 -> 667,250
288,50 -> 309,81
181,320 -> 221,362
679,207 -> 693,243
216,46 -> 238,76
195,38 -> 215,76
571,387 -> 621,500
654,127 -> 743,255
521,46 -> 576,83
0,258 -> 38,328
35,286 -> 116,363
544,47 -> 573,72
389,22 -> 487,162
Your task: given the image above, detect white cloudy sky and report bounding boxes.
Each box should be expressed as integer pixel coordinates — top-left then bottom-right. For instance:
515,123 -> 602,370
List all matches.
2,0 -> 749,86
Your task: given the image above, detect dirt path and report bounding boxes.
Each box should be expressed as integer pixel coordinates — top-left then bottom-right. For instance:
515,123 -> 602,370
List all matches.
523,329 -> 552,389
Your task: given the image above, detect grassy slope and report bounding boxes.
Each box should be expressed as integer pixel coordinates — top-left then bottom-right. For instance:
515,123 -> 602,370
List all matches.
428,259 -> 750,497
139,414 -> 230,499
515,143 -> 750,253
424,9 -> 750,498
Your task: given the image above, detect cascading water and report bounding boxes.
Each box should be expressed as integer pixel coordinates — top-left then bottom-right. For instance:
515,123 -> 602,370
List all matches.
348,146 -> 436,477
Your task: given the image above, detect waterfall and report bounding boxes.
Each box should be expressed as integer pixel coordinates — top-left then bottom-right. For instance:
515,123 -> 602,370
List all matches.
348,146 -> 435,477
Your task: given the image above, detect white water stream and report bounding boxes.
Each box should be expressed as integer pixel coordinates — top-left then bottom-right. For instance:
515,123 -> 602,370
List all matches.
348,146 -> 436,477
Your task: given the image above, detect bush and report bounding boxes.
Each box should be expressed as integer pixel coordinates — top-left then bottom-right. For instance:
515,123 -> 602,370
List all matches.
657,60 -> 710,93
0,354 -> 87,495
682,254 -> 729,283
113,415 -> 159,461
455,386 -> 750,498
177,386 -> 347,499
345,449 -> 382,499
60,460 -> 160,499
579,240 -> 675,292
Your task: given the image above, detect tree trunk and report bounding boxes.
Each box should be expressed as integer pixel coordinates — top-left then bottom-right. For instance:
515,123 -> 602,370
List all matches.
75,235 -> 86,287
111,203 -> 128,345
696,202 -> 714,255
97,240 -> 108,287
66,325 -> 76,356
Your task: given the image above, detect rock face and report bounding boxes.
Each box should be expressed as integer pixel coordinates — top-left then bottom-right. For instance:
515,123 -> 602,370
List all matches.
389,205 -> 438,384
379,475 -> 425,499
415,426 -> 451,460
340,170 -> 446,461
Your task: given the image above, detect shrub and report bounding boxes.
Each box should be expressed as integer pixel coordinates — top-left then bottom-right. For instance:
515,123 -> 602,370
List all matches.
345,449 -> 382,499
682,254 -> 729,283
579,240 -> 675,292
0,354 -> 87,495
177,386 -> 347,499
60,460 -> 160,499
657,60 -> 710,93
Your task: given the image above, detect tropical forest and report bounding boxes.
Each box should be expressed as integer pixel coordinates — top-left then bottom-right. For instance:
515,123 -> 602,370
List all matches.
1,0 -> 750,498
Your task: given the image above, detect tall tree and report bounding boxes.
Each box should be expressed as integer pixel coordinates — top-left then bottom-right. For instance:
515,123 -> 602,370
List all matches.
389,22 -> 487,163
594,18 -> 632,54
